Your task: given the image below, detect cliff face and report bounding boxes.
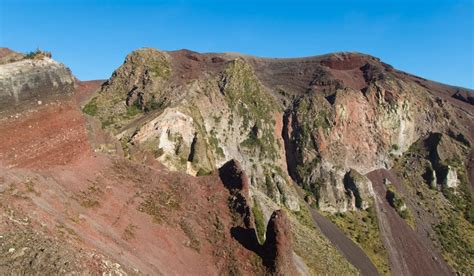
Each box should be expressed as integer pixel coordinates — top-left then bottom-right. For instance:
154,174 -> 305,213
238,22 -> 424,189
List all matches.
0,46 -> 471,275
87,49 -> 301,214
84,48 -> 473,275
88,49 -> 472,212
0,49 -> 356,276
0,50 -> 75,113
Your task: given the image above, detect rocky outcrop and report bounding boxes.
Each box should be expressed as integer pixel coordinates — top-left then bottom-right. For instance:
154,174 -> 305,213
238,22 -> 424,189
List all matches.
452,90 -> 474,105
423,133 -> 469,190
0,56 -> 75,112
443,166 -> 459,188
263,210 -> 298,276
219,162 -> 298,275
102,51 -> 301,213
82,48 -> 473,274
219,159 -> 254,229
86,48 -> 474,215
85,48 -> 172,132
344,169 -> 374,210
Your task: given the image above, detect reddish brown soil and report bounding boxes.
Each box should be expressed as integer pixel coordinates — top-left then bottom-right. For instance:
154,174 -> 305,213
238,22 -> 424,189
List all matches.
330,68 -> 367,91
0,82 -> 264,274
167,49 -> 228,85
0,101 -> 91,169
0,48 -> 14,59
366,169 -> 452,276
320,54 -> 367,70
74,80 -> 105,105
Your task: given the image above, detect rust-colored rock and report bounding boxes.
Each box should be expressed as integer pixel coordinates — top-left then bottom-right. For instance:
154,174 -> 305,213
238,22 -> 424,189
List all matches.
264,210 -> 298,276
218,159 -> 250,195
219,159 -> 254,229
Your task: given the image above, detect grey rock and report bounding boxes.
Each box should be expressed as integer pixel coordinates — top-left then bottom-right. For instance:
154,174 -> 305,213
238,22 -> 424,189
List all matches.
0,58 -> 75,112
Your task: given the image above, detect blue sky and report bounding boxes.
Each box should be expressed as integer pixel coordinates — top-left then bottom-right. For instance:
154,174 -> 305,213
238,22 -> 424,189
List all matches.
1,0 -> 473,88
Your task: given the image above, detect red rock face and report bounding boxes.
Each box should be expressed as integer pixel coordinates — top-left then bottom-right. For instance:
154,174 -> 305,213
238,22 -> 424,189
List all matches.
264,210 -> 298,276
219,159 -> 254,229
320,52 -> 374,70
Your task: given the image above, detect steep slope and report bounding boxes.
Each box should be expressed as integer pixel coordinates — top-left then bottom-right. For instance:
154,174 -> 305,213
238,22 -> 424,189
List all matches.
0,74 -> 272,275
1,46 -> 472,275
0,49 -> 359,275
84,48 -> 473,275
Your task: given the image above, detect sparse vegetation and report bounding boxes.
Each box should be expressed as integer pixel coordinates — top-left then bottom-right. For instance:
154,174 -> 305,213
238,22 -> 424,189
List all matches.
196,168 -> 212,176
394,141 -> 474,274
179,219 -> 201,252
252,197 -> 266,243
220,59 -> 279,161
208,129 -> 225,158
148,56 -> 171,78
289,205 -> 359,275
327,207 -> 390,275
138,190 -> 180,223
24,48 -> 51,60
440,159 -> 474,224
122,223 -> 138,241
80,49 -> 171,133
125,103 -> 142,118
386,184 -> 415,228
25,180 -> 40,196
83,97 -> 98,116
76,184 -> 103,208
144,95 -> 164,112
434,217 -> 474,272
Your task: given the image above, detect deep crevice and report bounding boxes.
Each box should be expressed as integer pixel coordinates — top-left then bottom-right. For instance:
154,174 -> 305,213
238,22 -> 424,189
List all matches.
282,108 -> 298,183
187,133 -> 198,162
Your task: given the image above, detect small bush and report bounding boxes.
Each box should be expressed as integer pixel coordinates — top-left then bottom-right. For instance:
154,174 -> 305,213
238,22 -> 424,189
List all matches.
83,97 -> 98,116
144,96 -> 163,112
125,104 -> 142,118
252,198 -> 266,243
196,168 -> 212,176
24,48 -> 52,60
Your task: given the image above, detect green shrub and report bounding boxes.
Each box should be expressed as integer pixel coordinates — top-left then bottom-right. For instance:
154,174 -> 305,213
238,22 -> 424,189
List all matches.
24,48 -> 51,60
327,208 -> 390,275
434,218 -> 473,272
196,168 -> 212,176
252,198 -> 266,244
125,104 -> 142,118
83,97 -> 98,116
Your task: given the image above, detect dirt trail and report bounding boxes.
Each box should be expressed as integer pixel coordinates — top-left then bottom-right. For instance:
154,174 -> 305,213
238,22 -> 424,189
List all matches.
366,169 -> 452,276
295,187 -> 379,275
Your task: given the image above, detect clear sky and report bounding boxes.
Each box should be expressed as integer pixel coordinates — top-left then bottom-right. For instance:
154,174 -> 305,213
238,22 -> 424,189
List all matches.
1,0 -> 473,88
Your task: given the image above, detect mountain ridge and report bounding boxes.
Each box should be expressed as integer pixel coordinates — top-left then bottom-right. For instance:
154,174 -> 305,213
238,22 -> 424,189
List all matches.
0,46 -> 472,275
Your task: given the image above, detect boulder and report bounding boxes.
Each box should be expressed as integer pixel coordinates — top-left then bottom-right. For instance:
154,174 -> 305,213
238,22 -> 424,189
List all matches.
343,169 -> 375,210
219,159 -> 253,229
263,210 -> 298,276
443,166 -> 459,188
0,57 -> 75,112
